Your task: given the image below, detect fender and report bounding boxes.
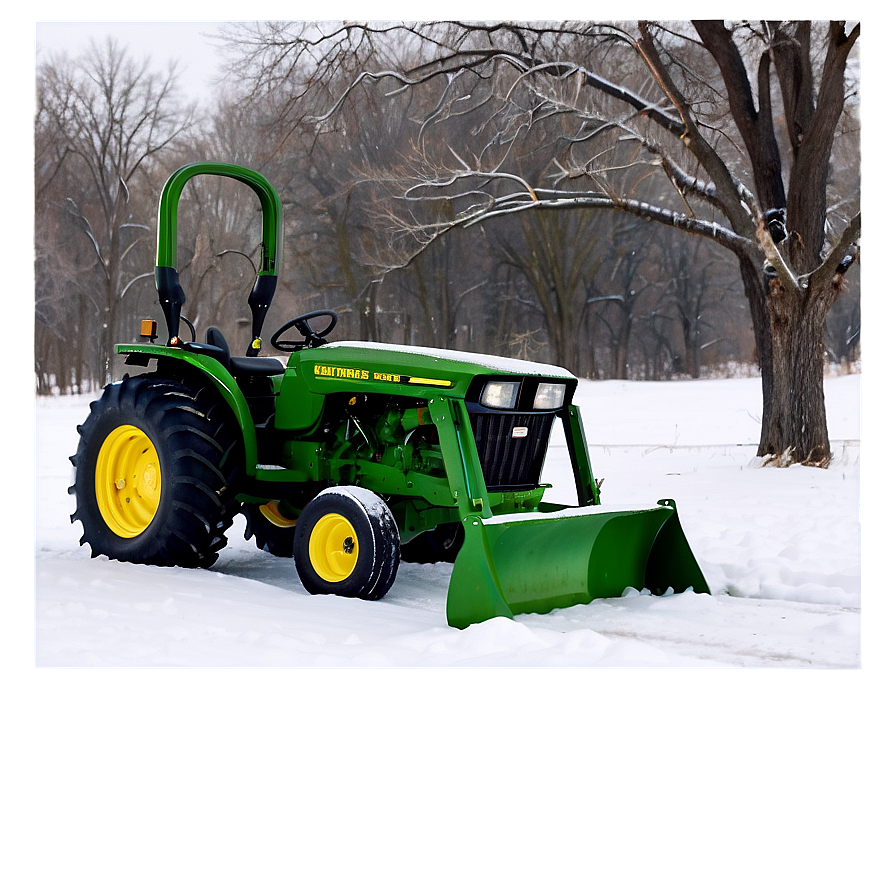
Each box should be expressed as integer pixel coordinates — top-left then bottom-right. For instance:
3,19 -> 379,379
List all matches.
117,343 -> 259,474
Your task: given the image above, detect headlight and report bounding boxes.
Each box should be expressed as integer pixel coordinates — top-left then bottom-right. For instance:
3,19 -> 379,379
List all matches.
533,382 -> 566,410
480,381 -> 520,409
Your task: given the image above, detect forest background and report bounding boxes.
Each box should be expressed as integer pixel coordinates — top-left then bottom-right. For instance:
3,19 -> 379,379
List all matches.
35,22 -> 861,459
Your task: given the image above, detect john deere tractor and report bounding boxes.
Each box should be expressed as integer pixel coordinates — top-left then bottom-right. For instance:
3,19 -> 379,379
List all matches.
71,162 -> 708,628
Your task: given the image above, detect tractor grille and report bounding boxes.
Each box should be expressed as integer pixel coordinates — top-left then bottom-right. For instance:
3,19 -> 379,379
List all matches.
469,412 -> 554,490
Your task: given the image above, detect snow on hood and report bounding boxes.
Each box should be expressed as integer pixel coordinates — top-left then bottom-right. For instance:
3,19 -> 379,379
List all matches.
317,341 -> 575,379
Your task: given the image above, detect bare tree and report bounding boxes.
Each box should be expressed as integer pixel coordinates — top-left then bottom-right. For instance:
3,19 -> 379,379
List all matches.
493,209 -> 609,371
230,20 -> 860,466
650,231 -> 743,379
583,223 -> 661,380
36,38 -> 194,386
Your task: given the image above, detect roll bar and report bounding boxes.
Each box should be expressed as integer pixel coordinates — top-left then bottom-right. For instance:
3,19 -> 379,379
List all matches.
153,162 -> 283,354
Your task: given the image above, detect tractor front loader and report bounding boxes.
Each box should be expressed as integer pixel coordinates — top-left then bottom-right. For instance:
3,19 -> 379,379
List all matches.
71,162 -> 708,629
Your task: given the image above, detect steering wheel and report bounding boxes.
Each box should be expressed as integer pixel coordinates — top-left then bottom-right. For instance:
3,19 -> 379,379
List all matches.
270,310 -> 338,352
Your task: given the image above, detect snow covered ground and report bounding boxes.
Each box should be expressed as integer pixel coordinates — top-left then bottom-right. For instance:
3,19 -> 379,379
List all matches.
35,373 -> 861,668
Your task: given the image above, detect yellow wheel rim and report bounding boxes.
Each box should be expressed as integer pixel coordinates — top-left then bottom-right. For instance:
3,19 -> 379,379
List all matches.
308,513 -> 359,582
95,424 -> 161,538
259,501 -> 297,528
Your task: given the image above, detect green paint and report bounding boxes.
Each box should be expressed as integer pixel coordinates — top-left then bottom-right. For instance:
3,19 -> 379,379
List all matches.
109,162 -> 709,629
116,343 -> 258,472
446,504 -> 708,628
155,162 -> 282,274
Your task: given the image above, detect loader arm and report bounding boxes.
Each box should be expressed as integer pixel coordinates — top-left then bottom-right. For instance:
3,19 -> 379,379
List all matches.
82,161 -> 711,631
429,392 -> 708,628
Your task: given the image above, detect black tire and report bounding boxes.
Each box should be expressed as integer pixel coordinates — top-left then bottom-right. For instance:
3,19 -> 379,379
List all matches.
400,522 -> 464,564
70,374 -> 242,568
294,487 -> 400,600
241,501 -> 297,557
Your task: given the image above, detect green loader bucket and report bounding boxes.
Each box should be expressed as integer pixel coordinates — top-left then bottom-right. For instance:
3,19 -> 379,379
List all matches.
445,500 -> 709,629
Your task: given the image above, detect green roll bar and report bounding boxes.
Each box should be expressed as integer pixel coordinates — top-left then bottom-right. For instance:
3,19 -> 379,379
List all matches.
154,162 -> 283,354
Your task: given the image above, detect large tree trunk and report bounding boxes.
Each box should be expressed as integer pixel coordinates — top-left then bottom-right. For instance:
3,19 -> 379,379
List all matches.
765,277 -> 833,466
741,253 -> 835,466
739,256 -> 775,451
247,20 -> 858,465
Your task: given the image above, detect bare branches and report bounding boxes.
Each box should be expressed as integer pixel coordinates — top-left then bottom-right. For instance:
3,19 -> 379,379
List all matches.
307,68 -> 421,125
63,197 -> 106,273
36,36 -> 195,387
377,163 -> 755,267
38,39 -> 194,207
225,20 -> 859,300
637,22 -> 756,236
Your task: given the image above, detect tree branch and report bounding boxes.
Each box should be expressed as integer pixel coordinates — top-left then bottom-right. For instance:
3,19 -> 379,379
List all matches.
693,21 -> 787,218
399,167 -> 754,258
636,22 -> 757,235
756,219 -> 803,294
809,211 -> 861,293
64,198 -> 107,275
120,270 -> 154,301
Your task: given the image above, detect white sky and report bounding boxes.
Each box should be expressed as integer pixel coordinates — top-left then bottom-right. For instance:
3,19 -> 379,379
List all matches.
35,21 -> 229,100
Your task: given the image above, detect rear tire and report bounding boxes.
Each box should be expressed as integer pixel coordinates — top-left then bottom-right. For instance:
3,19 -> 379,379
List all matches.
70,374 -> 242,568
294,487 -> 400,600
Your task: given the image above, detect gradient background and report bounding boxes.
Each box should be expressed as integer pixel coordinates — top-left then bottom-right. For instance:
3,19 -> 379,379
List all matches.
0,0 -> 896,896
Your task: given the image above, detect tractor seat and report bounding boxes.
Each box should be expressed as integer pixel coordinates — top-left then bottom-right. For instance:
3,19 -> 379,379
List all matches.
200,326 -> 284,376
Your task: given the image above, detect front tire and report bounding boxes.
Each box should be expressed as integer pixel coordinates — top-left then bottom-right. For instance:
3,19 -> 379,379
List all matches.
294,487 -> 400,600
70,374 -> 242,568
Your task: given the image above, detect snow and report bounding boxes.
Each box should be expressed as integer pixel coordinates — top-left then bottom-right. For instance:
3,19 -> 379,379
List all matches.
317,483 -> 398,523
317,339 -> 575,377
35,373 -> 861,669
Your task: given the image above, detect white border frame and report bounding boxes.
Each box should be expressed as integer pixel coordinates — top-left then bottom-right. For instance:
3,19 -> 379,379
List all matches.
0,0 -> 896,896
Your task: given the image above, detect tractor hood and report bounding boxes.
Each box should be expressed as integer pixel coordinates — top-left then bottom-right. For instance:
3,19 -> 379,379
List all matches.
291,341 -> 577,404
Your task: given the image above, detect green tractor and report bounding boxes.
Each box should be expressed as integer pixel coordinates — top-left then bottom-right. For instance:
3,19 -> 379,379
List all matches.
71,162 -> 708,628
